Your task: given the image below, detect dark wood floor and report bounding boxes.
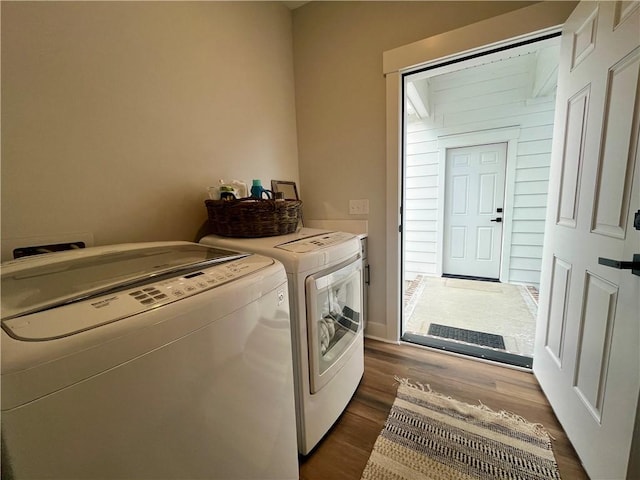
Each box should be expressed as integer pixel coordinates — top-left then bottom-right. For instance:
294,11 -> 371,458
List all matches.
299,338 -> 589,480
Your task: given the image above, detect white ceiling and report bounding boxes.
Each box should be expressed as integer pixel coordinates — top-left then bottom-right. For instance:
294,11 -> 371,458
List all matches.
405,36 -> 561,121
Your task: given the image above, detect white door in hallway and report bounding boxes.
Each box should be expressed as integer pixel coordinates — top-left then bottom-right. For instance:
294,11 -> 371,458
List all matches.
533,2 -> 640,478
443,143 -> 506,279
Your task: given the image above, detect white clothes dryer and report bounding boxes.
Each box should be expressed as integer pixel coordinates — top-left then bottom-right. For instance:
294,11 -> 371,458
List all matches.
200,228 -> 364,454
1,241 -> 298,479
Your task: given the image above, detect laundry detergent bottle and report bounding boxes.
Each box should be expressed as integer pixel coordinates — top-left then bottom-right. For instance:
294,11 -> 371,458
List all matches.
250,179 -> 272,199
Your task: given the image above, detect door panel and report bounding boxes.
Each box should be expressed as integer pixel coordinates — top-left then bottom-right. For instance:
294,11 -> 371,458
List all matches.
450,227 -> 466,259
452,175 -> 469,214
533,2 -> 640,478
557,86 -> 589,228
443,143 -> 507,278
574,271 -> 617,421
479,174 -> 497,214
592,48 -> 640,238
476,227 -> 494,260
544,256 -> 571,364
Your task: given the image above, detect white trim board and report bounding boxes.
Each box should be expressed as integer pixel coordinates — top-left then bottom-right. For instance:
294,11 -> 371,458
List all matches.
383,3 -> 574,74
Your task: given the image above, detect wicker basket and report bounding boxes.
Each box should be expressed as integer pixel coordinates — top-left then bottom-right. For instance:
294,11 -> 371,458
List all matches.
205,198 -> 302,238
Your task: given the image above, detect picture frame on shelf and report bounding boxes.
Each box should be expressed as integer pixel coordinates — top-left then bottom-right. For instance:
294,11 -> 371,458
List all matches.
271,180 -> 299,200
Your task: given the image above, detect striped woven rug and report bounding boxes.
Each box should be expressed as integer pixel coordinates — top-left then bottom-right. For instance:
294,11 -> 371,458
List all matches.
361,380 -> 561,480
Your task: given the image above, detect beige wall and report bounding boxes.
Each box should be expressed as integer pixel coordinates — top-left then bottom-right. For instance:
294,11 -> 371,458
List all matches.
292,1 -> 547,329
1,1 -> 298,253
2,2 -> 578,334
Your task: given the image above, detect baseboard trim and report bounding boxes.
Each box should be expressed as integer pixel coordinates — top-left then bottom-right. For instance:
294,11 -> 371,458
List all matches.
364,321 -> 388,340
364,333 -> 400,345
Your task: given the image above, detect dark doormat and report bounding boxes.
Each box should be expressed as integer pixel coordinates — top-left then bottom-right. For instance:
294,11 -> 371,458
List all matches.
427,323 -> 506,350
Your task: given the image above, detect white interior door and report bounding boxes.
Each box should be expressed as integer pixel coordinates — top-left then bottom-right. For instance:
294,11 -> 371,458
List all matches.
533,2 -> 640,478
443,143 -> 506,279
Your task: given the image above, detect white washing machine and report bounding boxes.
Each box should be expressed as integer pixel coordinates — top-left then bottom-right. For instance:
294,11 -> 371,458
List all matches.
1,241 -> 298,479
200,228 -> 364,455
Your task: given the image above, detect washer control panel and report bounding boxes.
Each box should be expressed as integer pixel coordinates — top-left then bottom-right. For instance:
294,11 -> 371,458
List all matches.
126,258 -> 264,307
3,255 -> 274,341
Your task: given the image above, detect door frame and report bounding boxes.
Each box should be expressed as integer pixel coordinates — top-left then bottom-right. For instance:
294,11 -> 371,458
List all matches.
381,2 -> 573,343
436,131 -> 519,280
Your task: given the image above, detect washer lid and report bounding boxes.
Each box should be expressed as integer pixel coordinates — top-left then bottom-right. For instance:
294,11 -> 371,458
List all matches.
1,242 -> 246,320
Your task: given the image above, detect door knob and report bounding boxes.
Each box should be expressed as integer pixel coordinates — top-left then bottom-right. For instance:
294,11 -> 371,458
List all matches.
490,217 -> 502,223
598,254 -> 640,277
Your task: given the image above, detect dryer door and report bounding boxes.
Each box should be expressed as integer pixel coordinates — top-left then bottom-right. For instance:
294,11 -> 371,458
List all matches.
306,256 -> 362,394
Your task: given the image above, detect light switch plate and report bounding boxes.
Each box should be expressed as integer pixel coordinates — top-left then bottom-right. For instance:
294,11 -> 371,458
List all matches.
349,199 -> 369,215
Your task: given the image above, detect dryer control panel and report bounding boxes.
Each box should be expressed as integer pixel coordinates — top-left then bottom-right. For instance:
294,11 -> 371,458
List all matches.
276,232 -> 354,253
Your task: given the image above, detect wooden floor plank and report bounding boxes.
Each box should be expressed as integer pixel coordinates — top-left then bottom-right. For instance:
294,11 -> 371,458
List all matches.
299,338 -> 589,479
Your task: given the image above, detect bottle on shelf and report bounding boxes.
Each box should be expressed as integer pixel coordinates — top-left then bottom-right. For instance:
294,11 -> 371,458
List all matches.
250,179 -> 272,199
